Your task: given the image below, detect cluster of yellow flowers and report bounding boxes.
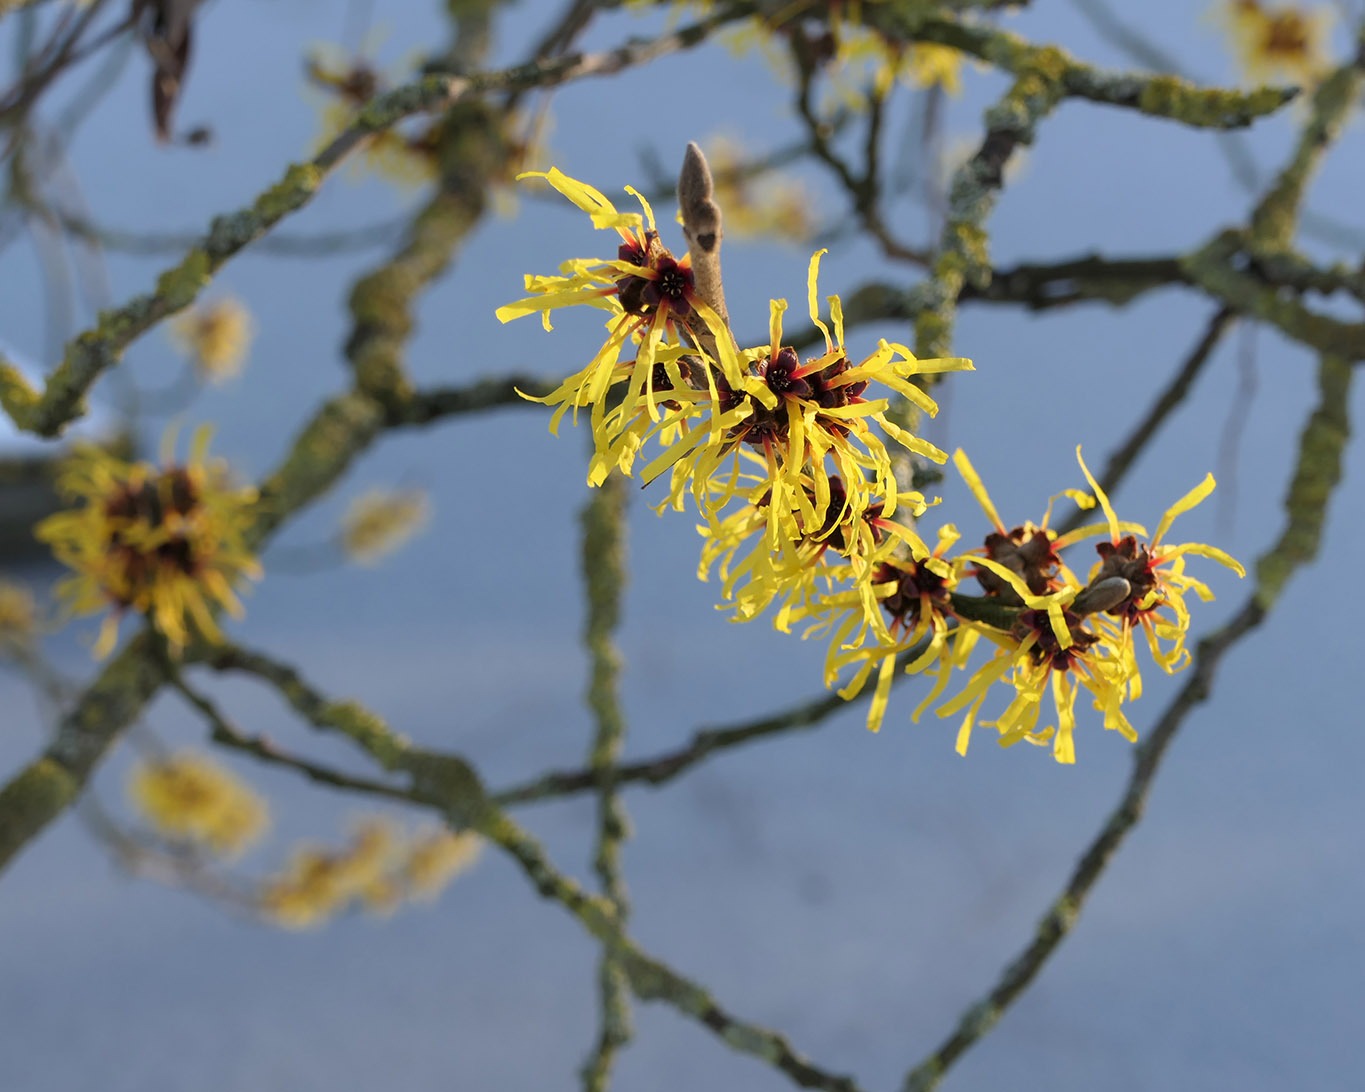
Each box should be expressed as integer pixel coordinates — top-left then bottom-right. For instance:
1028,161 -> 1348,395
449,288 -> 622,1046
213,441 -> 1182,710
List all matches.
772,448 -> 1243,763
35,428 -> 260,658
128,751 -> 270,858
500,169 -> 969,546
260,817 -> 482,929
500,168 -> 1242,763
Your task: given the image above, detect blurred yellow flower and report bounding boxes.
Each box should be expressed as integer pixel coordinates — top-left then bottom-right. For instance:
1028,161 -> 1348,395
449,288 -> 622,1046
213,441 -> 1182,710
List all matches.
128,751 -> 269,858
1216,0 -> 1332,85
702,136 -> 813,242
340,488 -> 430,565
261,817 -> 401,929
403,828 -> 482,901
260,817 -> 480,929
836,31 -> 966,98
35,427 -> 261,658
169,298 -> 254,383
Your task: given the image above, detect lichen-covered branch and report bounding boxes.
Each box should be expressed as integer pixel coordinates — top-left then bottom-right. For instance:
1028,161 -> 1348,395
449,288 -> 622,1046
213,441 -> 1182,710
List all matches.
171,671 -> 417,805
913,61 -> 1066,361
0,634 -> 165,871
890,13 -> 1296,127
578,473 -> 634,1091
1182,231 -> 1365,360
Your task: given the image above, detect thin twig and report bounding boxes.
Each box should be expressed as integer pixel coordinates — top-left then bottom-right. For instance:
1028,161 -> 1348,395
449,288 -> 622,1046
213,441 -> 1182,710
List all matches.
169,671 -> 417,805
495,686 -> 848,807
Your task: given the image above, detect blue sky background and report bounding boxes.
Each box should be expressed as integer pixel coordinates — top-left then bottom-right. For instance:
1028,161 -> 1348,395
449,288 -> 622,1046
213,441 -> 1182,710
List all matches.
1,1 -> 1363,1089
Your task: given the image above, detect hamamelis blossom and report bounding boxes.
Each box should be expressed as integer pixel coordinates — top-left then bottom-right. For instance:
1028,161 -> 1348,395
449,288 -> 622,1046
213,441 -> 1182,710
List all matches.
169,297 -> 254,384
340,488 -> 430,565
835,30 -> 965,98
0,581 -> 38,657
935,603 -> 1134,765
656,250 -> 971,535
1216,0 -> 1332,85
697,453 -> 933,622
128,751 -> 269,859
35,428 -> 260,657
1075,447 -> 1244,681
922,451 -> 1140,763
953,448 -> 1107,603
793,523 -> 964,733
306,47 -> 438,188
260,817 -> 482,929
496,168 -> 749,446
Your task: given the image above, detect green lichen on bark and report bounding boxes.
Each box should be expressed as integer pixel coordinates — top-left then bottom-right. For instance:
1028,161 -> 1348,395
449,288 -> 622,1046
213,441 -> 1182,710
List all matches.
154,248 -> 212,312
0,760 -> 78,869
0,358 -> 40,427
1137,76 -> 1292,128
248,392 -> 388,545
344,100 -> 506,405
1250,62 -> 1363,250
356,76 -> 456,134
1255,355 -> 1352,609
319,700 -> 413,771
252,163 -> 323,220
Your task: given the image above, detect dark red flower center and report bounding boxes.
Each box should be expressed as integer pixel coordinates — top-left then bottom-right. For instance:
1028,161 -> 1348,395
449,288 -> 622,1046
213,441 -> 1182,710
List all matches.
976,527 -> 1062,601
1016,608 -> 1099,672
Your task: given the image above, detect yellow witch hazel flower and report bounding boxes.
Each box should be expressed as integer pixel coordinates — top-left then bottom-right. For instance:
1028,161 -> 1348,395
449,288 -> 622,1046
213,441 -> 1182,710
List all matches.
920,449 -> 1241,764
403,828 -> 482,901
35,427 -> 261,658
128,751 -> 269,859
1216,0 -> 1333,86
340,487 -> 430,565
169,297 -> 254,384
656,249 -> 971,535
260,817 -> 481,929
833,27 -> 965,99
496,168 -> 751,447
937,603 -> 1133,766
923,453 -> 1131,764
791,521 -> 965,735
1074,447 -> 1244,684
260,816 -> 403,929
697,456 -> 930,626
